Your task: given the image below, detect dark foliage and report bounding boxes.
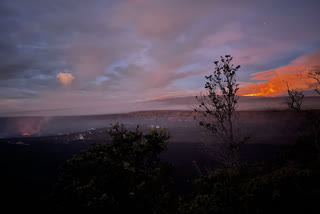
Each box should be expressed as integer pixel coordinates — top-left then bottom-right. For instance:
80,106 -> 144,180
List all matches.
181,162 -> 320,214
51,123 -> 176,213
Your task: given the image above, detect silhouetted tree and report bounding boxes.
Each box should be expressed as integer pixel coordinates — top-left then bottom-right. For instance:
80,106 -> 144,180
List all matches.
285,81 -> 304,111
285,74 -> 320,155
194,55 -> 248,166
308,66 -> 320,95
306,67 -> 320,154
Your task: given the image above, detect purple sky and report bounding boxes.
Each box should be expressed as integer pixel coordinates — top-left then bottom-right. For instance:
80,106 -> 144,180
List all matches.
1,0 -> 320,115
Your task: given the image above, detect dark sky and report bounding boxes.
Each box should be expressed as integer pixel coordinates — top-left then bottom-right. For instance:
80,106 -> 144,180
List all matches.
1,0 -> 320,115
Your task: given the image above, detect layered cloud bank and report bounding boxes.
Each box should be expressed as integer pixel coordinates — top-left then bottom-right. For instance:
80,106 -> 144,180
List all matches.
0,0 -> 320,115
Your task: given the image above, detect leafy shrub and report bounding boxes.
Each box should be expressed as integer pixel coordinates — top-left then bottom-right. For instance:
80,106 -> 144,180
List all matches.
182,165 -> 316,214
52,123 -> 175,213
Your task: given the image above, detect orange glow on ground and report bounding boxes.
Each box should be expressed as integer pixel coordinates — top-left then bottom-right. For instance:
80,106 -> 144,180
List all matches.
22,133 -> 31,136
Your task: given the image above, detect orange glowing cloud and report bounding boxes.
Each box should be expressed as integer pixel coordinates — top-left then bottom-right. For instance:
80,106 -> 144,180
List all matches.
56,72 -> 75,85
240,50 -> 320,96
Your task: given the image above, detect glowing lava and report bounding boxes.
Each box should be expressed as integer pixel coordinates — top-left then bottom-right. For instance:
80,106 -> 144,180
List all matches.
22,132 -> 31,136
242,93 -> 262,97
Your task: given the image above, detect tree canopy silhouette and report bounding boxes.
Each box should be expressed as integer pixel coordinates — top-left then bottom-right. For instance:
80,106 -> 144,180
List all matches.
194,55 -> 248,166
52,123 -> 175,213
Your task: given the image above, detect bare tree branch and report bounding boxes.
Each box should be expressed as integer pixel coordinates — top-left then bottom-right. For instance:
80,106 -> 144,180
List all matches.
285,81 -> 304,112
308,66 -> 320,95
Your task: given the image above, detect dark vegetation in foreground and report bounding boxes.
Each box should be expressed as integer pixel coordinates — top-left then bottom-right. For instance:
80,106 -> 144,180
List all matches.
1,116 -> 319,213
0,123 -> 292,213
46,117 -> 319,214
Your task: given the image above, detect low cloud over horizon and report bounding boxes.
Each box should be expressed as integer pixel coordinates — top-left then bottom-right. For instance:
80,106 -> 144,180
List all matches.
1,0 -> 320,115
